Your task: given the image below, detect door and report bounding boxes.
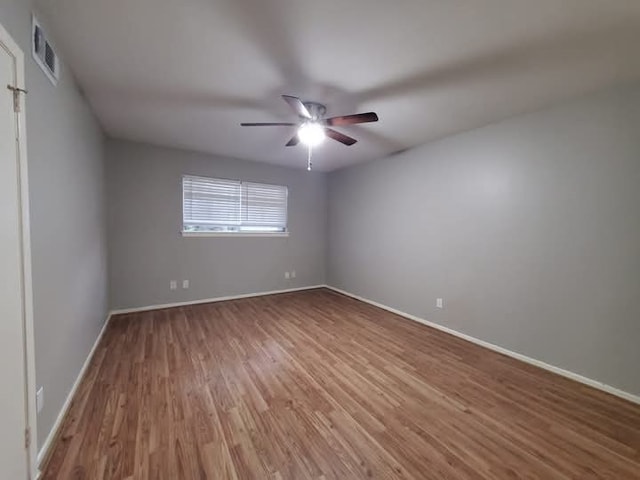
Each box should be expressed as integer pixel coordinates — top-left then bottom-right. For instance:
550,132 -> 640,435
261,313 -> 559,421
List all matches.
0,31 -> 30,480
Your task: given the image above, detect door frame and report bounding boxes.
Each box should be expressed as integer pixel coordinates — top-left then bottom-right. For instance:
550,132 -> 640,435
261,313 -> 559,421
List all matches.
0,21 -> 39,479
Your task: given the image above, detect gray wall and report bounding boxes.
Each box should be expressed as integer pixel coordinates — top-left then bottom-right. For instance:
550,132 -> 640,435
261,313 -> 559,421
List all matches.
0,1 -> 109,449
328,84 -> 640,396
106,139 -> 327,310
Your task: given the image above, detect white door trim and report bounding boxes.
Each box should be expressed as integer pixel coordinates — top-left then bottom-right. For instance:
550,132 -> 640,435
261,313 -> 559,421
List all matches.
0,21 -> 39,479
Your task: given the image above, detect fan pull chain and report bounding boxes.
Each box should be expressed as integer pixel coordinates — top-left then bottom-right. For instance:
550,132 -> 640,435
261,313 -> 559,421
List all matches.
307,145 -> 313,171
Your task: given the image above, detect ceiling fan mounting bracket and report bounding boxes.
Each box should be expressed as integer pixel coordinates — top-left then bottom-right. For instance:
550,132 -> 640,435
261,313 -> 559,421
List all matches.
302,101 -> 327,120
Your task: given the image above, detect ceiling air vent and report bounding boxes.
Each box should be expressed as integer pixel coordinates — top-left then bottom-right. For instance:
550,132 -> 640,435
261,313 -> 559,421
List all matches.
32,16 -> 59,85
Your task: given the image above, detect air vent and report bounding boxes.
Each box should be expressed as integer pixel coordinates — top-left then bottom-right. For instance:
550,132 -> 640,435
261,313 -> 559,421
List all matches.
32,16 -> 59,85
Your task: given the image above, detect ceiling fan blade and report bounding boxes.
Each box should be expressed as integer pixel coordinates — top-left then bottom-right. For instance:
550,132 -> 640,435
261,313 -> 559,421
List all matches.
282,95 -> 312,119
240,122 -> 297,127
324,112 -> 379,127
285,135 -> 300,147
325,128 -> 357,146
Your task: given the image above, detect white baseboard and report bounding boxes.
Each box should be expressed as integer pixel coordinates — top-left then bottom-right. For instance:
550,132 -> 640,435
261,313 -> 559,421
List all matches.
109,285 -> 325,315
325,285 -> 640,406
37,313 -> 112,470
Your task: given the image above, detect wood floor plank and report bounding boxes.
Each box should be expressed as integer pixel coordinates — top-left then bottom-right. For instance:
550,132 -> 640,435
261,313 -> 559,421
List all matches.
41,289 -> 640,479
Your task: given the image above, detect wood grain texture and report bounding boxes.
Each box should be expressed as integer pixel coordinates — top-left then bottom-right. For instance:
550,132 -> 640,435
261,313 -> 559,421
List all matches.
41,289 -> 640,479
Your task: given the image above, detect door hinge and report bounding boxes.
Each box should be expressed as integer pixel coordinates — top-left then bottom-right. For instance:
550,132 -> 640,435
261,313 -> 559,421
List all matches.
25,428 -> 31,449
7,84 -> 28,113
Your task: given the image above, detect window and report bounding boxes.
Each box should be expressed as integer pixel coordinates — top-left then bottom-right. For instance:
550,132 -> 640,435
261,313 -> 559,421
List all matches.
182,175 -> 288,235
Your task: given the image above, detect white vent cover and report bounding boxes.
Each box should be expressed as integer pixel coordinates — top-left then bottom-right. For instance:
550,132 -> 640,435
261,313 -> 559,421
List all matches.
32,16 -> 59,85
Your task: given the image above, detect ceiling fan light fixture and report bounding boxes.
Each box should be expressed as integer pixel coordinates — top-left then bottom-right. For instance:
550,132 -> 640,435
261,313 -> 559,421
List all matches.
298,122 -> 325,147
240,95 -> 378,149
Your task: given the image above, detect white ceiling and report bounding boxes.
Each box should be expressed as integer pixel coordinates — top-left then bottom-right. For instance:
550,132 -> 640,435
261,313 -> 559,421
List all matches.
38,0 -> 640,171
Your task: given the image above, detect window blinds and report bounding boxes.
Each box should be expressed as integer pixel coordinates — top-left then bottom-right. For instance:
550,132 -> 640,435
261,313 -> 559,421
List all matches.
183,175 -> 288,233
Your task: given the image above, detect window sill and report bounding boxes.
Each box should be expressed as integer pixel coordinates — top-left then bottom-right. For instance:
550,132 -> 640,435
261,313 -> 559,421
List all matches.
181,231 -> 289,238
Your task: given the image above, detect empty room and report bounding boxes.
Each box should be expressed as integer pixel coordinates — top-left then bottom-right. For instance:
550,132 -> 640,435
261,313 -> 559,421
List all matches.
1,0 -> 640,478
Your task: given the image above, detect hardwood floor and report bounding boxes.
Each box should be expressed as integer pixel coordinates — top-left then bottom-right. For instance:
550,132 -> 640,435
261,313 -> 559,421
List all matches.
41,289 -> 640,479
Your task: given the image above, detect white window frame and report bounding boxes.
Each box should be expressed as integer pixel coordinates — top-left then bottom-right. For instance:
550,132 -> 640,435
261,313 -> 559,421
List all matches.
181,175 -> 289,237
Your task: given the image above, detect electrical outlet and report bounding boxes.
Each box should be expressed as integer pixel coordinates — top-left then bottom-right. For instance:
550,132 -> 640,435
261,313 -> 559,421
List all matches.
170,280 -> 177,291
182,280 -> 189,289
291,270 -> 296,279
436,298 -> 444,309
36,387 -> 44,413
284,272 -> 290,280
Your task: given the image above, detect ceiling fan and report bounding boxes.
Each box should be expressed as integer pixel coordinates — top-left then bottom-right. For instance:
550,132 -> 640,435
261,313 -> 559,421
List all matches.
241,95 -> 379,148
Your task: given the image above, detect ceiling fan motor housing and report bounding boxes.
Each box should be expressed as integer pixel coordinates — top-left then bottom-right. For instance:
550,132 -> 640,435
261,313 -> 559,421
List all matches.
302,102 -> 327,120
